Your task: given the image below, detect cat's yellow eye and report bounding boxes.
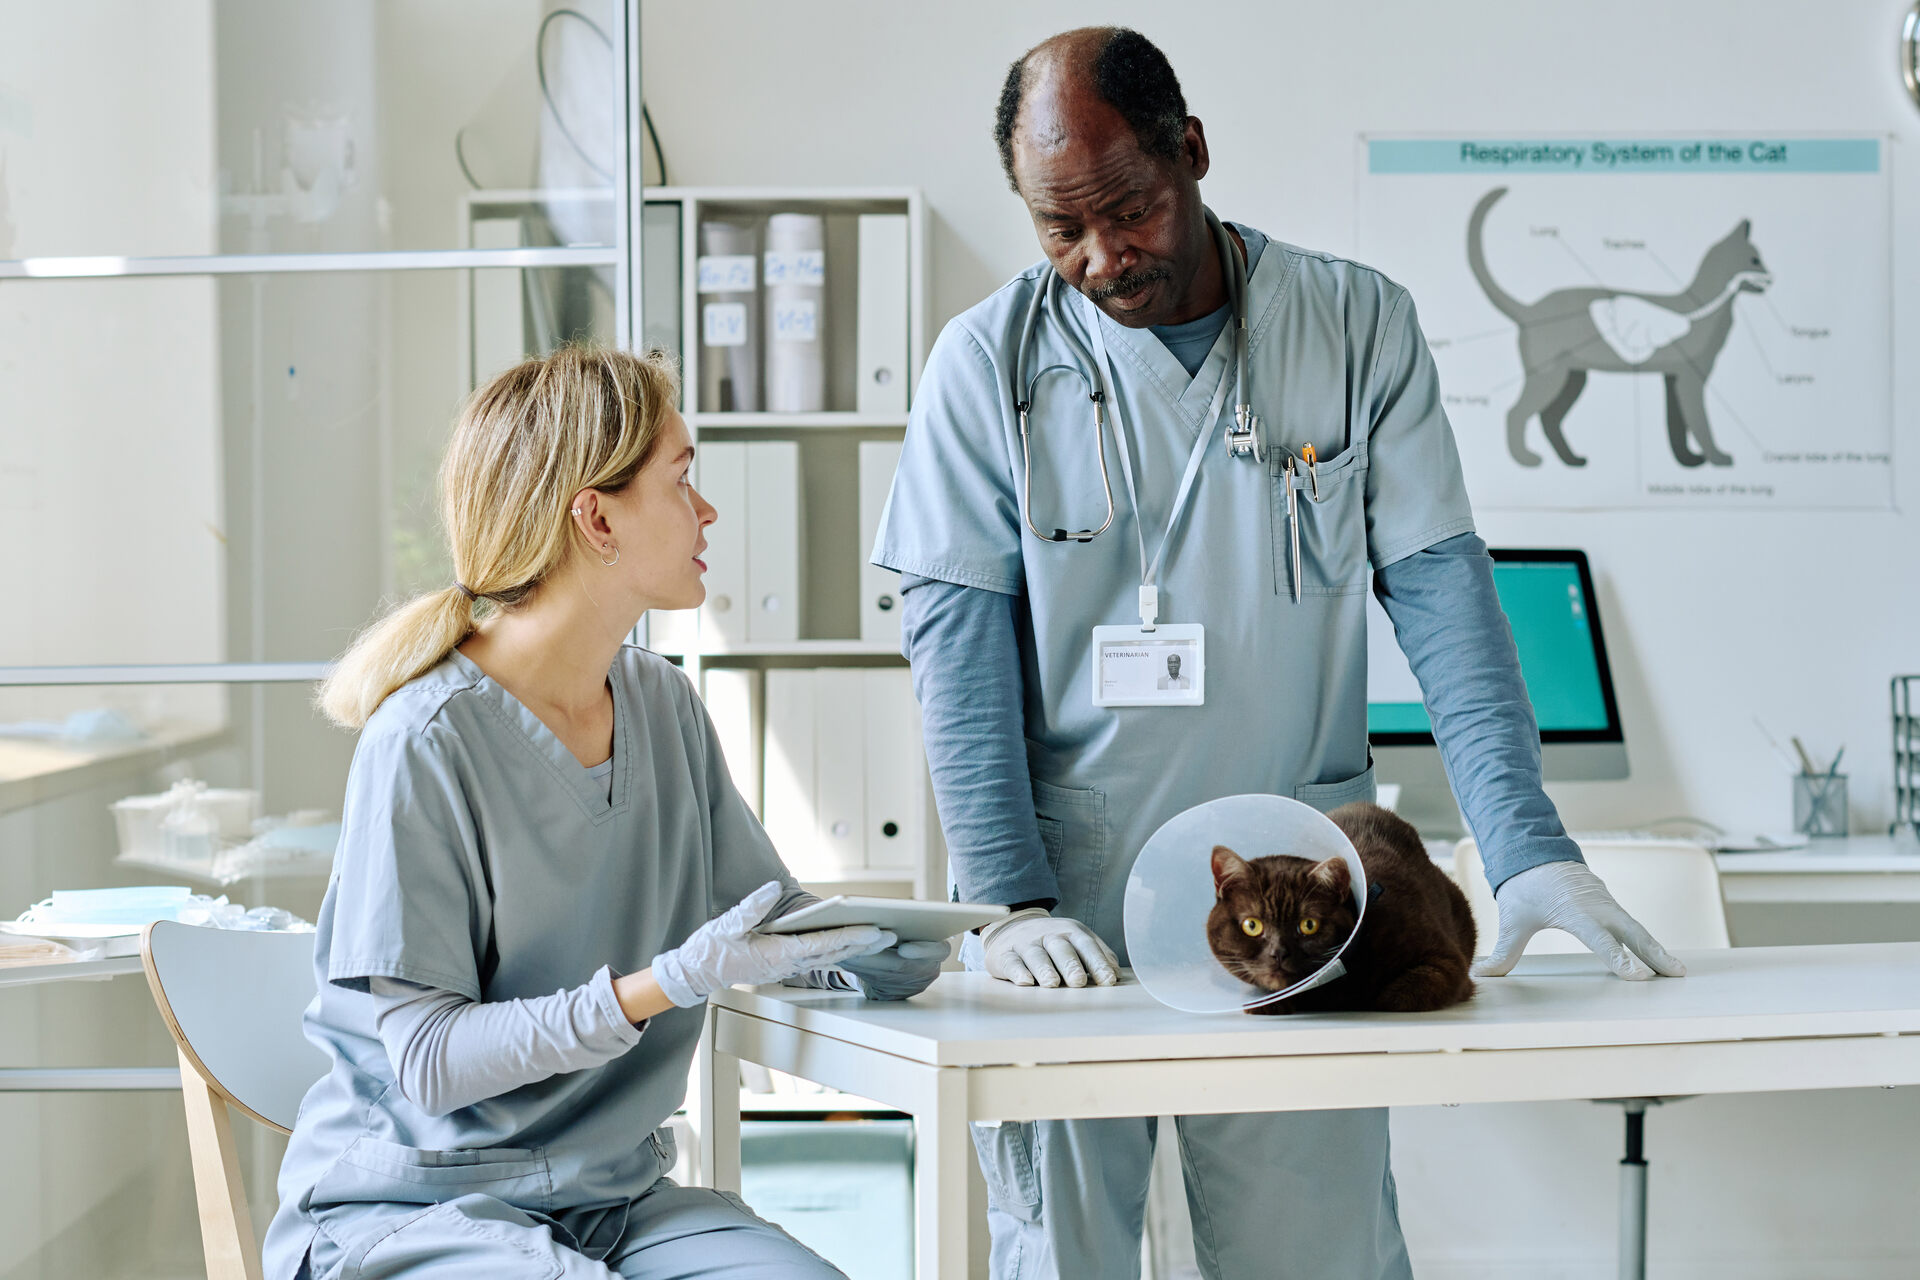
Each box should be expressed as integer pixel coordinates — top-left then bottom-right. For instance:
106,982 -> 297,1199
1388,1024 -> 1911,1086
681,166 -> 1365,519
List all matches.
1240,917 -> 1264,937
1299,918 -> 1320,936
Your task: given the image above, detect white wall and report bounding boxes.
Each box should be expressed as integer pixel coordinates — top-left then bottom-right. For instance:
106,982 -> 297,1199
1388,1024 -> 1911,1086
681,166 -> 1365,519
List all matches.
640,4 -> 1920,1277
641,0 -> 1919,838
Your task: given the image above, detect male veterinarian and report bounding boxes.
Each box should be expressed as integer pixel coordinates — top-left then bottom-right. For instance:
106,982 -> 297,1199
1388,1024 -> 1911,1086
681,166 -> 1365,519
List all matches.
872,27 -> 1683,1279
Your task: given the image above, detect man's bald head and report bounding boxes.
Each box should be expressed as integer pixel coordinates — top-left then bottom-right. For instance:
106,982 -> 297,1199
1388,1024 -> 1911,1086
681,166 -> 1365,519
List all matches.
991,27 -> 1223,328
994,27 -> 1189,194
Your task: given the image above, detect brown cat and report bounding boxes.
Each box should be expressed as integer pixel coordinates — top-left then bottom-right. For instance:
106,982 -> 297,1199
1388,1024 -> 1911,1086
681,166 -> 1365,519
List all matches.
1206,802 -> 1476,1014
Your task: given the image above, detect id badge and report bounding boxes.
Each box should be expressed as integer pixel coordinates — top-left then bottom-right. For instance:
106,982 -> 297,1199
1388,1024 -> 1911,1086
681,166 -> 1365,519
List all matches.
1091,623 -> 1206,708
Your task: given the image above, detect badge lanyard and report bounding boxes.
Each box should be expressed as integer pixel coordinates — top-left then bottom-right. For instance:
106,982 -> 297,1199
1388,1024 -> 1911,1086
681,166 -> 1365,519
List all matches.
1083,296 -> 1232,707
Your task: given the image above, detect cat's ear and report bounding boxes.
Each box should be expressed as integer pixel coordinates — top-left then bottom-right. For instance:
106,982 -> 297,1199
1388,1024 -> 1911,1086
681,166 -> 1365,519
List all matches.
1211,846 -> 1250,893
1312,857 -> 1352,894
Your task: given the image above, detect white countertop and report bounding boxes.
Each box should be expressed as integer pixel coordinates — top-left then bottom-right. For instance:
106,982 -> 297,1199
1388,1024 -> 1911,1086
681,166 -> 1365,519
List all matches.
1714,832 -> 1920,872
0,954 -> 144,989
713,943 -> 1920,1069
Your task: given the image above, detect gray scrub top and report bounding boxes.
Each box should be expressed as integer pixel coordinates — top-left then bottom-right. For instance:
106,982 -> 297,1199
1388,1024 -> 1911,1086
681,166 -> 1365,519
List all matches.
873,222 -> 1475,949
270,646 -> 792,1255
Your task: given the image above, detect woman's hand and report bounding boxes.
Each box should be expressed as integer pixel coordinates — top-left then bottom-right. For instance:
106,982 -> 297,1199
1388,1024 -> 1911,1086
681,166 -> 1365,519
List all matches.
650,882 -> 894,1008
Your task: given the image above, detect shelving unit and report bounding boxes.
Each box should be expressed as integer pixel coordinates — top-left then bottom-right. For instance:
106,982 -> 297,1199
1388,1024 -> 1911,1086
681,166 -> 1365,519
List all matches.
636,187 -> 938,900
688,411 -> 909,430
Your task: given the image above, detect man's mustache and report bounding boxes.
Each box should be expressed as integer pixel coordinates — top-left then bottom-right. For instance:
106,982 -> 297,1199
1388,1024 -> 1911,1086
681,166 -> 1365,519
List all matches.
1086,266 -> 1171,302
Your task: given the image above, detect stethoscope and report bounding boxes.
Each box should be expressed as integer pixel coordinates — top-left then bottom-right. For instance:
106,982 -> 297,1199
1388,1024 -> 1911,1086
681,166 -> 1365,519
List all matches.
1013,208 -> 1264,545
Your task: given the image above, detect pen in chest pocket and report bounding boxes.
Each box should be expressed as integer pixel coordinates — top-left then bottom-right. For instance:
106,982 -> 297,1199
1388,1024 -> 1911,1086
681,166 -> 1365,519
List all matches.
1283,454 -> 1302,603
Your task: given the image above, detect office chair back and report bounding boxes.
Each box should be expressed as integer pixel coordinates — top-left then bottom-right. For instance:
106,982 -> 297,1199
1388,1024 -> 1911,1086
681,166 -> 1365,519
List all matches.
142,921 -> 328,1280
1454,838 -> 1732,954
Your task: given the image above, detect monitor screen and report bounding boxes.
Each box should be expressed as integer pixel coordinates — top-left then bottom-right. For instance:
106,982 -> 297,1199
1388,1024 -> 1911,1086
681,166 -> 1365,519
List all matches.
1367,548 -> 1622,744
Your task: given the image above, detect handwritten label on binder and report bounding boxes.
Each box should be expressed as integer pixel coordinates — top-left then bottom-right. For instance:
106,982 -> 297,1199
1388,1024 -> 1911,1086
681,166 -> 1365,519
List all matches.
763,250 -> 826,288
697,255 -> 756,293
704,302 -> 748,347
771,299 -> 819,343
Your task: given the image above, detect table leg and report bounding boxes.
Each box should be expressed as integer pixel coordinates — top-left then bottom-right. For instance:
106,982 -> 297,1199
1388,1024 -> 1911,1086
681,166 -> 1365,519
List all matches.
914,1067 -> 976,1280
696,1007 -> 742,1194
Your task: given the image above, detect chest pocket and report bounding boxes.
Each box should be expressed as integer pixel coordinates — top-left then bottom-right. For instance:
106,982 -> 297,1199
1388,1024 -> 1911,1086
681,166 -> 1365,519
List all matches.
1270,440 -> 1369,597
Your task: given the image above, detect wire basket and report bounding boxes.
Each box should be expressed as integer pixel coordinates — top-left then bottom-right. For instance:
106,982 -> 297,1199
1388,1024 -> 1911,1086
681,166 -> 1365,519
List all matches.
1895,675 -> 1920,837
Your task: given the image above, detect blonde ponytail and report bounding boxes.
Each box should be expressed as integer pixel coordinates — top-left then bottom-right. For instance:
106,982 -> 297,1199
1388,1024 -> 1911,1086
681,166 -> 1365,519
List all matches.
316,346 -> 680,729
318,587 -> 477,729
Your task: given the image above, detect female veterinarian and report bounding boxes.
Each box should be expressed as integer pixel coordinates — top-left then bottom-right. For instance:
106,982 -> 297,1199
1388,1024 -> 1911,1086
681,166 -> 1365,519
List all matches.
262,347 -> 945,1279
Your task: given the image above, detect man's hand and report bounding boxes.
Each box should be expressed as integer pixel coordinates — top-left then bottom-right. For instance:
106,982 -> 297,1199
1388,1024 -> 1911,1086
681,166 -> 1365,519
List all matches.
838,939 -> 952,1001
980,908 -> 1120,988
1472,861 -> 1686,981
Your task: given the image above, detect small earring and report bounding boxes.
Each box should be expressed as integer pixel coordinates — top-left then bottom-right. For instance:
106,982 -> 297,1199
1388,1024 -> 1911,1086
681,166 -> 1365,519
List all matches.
600,544 -> 620,567
571,507 -> 582,516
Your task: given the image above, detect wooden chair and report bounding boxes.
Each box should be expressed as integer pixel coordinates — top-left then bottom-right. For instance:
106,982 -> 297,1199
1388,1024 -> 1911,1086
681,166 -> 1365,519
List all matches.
1454,837 -> 1732,1280
140,921 -> 329,1280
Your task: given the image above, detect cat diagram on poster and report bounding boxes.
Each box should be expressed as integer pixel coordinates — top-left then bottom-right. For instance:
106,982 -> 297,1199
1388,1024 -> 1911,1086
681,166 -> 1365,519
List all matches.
1358,137 -> 1892,509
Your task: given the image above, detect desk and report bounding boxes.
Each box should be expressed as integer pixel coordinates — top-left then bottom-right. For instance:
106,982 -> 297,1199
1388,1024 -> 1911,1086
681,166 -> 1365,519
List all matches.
703,943 -> 1920,1278
1715,834 -> 1920,904
0,955 -> 182,1092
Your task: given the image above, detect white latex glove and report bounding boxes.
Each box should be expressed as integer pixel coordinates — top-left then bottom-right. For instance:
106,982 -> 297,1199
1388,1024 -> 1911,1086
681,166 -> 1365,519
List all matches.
980,908 -> 1120,988
652,882 -> 895,1007
1473,861 -> 1687,982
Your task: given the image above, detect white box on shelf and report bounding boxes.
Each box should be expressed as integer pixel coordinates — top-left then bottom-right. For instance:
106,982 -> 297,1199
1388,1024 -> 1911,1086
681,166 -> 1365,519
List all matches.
862,668 -> 926,871
764,213 -> 827,413
857,440 -> 903,645
745,441 -> 803,644
698,442 -> 750,649
646,608 -> 698,655
762,669 -> 820,874
855,213 -> 910,415
812,668 -> 868,876
698,220 -> 760,412
703,668 -> 764,819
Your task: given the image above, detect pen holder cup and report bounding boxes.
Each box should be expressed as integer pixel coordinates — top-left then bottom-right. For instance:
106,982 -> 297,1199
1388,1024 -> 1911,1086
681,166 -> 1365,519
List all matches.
1792,773 -> 1848,838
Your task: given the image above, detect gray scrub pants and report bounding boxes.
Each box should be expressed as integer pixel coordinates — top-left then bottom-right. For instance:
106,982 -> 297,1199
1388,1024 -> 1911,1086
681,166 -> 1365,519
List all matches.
972,1111 -> 1412,1280
301,1179 -> 843,1279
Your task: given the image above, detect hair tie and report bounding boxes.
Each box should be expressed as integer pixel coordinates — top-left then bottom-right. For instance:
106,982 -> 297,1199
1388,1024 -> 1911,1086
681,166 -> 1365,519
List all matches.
454,582 -> 478,601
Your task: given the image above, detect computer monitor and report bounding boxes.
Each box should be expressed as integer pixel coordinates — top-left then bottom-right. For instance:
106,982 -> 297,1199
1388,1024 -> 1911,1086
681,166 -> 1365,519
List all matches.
1369,547 -> 1627,836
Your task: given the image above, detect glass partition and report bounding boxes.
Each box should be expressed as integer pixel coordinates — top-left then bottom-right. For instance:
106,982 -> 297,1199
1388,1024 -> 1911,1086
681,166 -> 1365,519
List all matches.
0,6 -> 641,1274
0,266 -> 615,670
0,0 -> 621,261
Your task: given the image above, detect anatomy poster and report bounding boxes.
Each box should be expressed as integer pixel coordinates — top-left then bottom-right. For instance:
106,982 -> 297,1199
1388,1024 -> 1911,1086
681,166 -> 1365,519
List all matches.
1356,137 -> 1891,509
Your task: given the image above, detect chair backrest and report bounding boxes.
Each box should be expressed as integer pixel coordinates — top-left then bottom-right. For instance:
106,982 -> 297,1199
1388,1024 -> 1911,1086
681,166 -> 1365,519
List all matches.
142,920 -> 329,1132
1454,838 -> 1732,955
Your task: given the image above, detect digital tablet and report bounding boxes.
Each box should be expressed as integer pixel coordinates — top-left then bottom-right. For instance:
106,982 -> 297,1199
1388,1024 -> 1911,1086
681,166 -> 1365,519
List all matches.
758,896 -> 1009,943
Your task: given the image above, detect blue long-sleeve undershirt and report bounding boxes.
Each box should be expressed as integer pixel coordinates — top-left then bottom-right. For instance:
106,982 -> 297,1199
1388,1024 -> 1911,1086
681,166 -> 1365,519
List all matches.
899,532 -> 1580,906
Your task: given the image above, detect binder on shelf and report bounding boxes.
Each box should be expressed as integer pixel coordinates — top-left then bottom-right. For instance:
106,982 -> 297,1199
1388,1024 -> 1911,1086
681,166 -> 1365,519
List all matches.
641,202 -> 683,379
703,668 -> 764,819
862,668 -> 925,870
763,213 -> 827,413
698,220 -> 760,412
697,442 -> 750,649
858,440 -> 903,645
763,669 -> 820,873
745,441 -> 803,644
812,668 -> 867,876
747,666 -> 930,884
855,213 -> 910,415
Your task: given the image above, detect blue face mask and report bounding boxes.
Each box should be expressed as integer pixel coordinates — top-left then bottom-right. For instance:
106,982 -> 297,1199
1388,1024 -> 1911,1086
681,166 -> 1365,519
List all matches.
39,885 -> 192,926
